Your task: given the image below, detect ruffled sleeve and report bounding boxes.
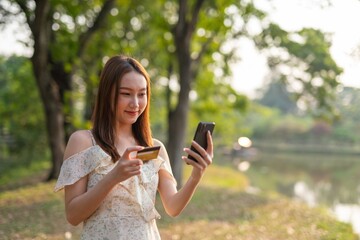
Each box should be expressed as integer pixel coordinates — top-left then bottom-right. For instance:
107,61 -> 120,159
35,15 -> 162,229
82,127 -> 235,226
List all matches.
54,145 -> 110,192
153,139 -> 177,186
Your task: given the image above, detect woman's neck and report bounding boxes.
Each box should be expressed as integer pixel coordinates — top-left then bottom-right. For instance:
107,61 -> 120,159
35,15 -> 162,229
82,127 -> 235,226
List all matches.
114,124 -> 137,147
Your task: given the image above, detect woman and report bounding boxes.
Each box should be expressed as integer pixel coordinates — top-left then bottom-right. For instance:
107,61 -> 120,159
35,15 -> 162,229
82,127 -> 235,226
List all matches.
54,55 -> 213,239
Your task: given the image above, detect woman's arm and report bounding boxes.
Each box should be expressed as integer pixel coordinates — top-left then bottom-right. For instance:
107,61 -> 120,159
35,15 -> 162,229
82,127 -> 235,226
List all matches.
63,131 -> 144,226
64,170 -> 119,225
157,132 -> 213,217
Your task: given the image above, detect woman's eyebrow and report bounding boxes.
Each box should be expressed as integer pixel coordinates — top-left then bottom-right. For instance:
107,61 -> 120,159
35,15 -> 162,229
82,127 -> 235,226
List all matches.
119,87 -> 131,90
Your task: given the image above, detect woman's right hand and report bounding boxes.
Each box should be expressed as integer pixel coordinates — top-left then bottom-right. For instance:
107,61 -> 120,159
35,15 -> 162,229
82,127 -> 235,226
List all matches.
109,146 -> 144,183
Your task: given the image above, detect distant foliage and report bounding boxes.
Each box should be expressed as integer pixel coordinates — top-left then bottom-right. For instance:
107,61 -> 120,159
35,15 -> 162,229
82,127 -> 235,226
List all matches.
255,26 -> 343,120
247,86 -> 360,147
0,56 -> 47,163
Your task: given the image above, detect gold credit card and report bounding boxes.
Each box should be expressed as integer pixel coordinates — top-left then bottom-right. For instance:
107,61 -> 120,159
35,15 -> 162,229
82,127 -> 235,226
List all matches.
136,146 -> 161,161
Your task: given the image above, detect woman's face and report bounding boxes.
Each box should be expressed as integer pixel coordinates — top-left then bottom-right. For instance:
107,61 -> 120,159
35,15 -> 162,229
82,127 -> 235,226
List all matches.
116,71 -> 148,126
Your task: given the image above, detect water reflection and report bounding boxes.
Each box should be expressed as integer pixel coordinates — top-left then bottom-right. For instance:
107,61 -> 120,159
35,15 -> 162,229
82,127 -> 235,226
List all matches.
294,181 -> 317,207
237,161 -> 250,172
235,151 -> 360,235
333,204 -> 360,234
295,181 -> 360,235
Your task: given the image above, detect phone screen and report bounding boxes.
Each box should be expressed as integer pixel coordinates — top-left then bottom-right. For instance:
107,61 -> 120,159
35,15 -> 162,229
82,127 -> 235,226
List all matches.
188,122 -> 215,162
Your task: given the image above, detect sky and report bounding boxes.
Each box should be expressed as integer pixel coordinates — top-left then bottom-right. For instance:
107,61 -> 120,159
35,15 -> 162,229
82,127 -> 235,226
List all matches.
231,0 -> 360,98
1,0 -> 360,99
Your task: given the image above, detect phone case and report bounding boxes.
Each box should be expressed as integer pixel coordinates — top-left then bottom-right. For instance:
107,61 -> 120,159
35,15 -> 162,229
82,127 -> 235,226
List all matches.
188,122 -> 215,162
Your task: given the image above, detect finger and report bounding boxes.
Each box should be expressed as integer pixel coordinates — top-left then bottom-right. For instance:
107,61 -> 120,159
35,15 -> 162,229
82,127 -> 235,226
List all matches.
190,140 -> 206,155
127,165 -> 142,173
122,162 -> 142,176
127,159 -> 143,166
182,155 -> 204,169
206,131 -> 214,157
189,141 -> 212,165
190,141 -> 210,163
125,168 -> 141,177
204,152 -> 212,165
116,159 -> 143,172
183,147 -> 207,168
122,146 -> 144,159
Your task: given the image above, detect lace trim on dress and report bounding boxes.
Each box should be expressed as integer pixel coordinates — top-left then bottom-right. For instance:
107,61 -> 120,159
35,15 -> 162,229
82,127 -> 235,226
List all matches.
54,145 -> 110,192
137,157 -> 165,221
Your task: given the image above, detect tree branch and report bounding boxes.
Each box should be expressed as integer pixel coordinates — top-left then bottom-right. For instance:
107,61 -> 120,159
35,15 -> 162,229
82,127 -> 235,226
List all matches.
177,0 -> 187,32
192,32 -> 215,75
77,0 -> 115,57
189,0 -> 204,35
15,0 -> 32,31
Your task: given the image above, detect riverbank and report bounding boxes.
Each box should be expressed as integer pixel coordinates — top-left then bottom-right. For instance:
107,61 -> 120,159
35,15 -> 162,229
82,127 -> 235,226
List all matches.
0,164 -> 357,239
253,141 -> 360,156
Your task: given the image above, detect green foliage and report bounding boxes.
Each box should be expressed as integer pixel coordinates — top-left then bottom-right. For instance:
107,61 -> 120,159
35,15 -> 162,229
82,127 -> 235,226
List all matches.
257,79 -> 298,114
2,0 -> 354,185
149,86 -> 168,142
186,69 -> 250,146
0,56 -> 47,165
256,24 -> 343,120
0,159 -> 50,190
2,1 -> 271,183
332,87 -> 360,144
248,86 -> 360,147
67,0 -> 259,148
243,101 -> 284,139
317,221 -> 358,240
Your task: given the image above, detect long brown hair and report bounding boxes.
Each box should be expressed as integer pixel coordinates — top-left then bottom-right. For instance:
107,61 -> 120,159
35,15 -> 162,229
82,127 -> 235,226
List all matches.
92,55 -> 153,162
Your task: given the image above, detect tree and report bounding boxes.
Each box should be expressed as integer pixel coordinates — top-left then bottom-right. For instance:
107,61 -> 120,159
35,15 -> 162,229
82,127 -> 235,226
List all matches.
1,0 -> 343,186
257,79 -> 298,114
160,0 -> 264,185
74,0 -> 262,185
1,0 -> 116,180
255,25 -> 343,120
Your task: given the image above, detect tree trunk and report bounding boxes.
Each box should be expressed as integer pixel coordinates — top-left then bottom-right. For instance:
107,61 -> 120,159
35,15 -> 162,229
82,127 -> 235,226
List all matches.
26,0 -> 116,180
168,0 -> 204,186
30,0 -> 65,180
167,72 -> 191,187
36,76 -> 65,180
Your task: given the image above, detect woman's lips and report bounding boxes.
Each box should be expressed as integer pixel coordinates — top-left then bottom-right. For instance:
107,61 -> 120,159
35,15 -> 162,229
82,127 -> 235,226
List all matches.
126,110 -> 139,116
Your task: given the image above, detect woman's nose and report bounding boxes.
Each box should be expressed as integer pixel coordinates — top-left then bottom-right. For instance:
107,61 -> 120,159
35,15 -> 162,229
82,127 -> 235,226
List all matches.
130,96 -> 139,108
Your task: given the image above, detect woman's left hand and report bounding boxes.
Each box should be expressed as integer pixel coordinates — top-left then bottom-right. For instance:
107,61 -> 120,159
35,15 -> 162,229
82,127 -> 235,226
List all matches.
182,131 -> 213,181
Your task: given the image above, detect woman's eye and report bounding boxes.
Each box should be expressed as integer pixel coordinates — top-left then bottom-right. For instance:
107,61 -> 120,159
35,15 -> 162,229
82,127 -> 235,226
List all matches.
120,92 -> 130,95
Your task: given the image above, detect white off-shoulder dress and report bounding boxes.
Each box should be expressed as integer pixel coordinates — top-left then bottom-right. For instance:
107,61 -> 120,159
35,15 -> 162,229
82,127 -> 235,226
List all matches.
54,134 -> 175,240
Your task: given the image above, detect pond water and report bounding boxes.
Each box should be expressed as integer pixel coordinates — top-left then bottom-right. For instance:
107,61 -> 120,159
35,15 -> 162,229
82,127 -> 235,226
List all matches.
233,149 -> 360,234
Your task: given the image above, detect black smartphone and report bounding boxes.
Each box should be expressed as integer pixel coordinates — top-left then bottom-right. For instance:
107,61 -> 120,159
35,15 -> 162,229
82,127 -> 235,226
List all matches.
188,121 -> 215,162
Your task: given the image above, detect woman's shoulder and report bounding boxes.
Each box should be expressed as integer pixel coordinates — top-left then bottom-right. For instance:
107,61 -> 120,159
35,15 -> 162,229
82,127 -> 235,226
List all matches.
152,138 -> 169,158
153,138 -> 165,147
64,130 -> 94,160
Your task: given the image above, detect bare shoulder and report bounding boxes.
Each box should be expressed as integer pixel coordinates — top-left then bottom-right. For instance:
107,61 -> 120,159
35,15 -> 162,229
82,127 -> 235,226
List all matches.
64,130 -> 93,160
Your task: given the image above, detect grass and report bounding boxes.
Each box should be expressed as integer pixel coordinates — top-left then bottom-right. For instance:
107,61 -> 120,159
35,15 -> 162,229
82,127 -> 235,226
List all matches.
0,158 -> 50,191
0,164 -> 358,240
